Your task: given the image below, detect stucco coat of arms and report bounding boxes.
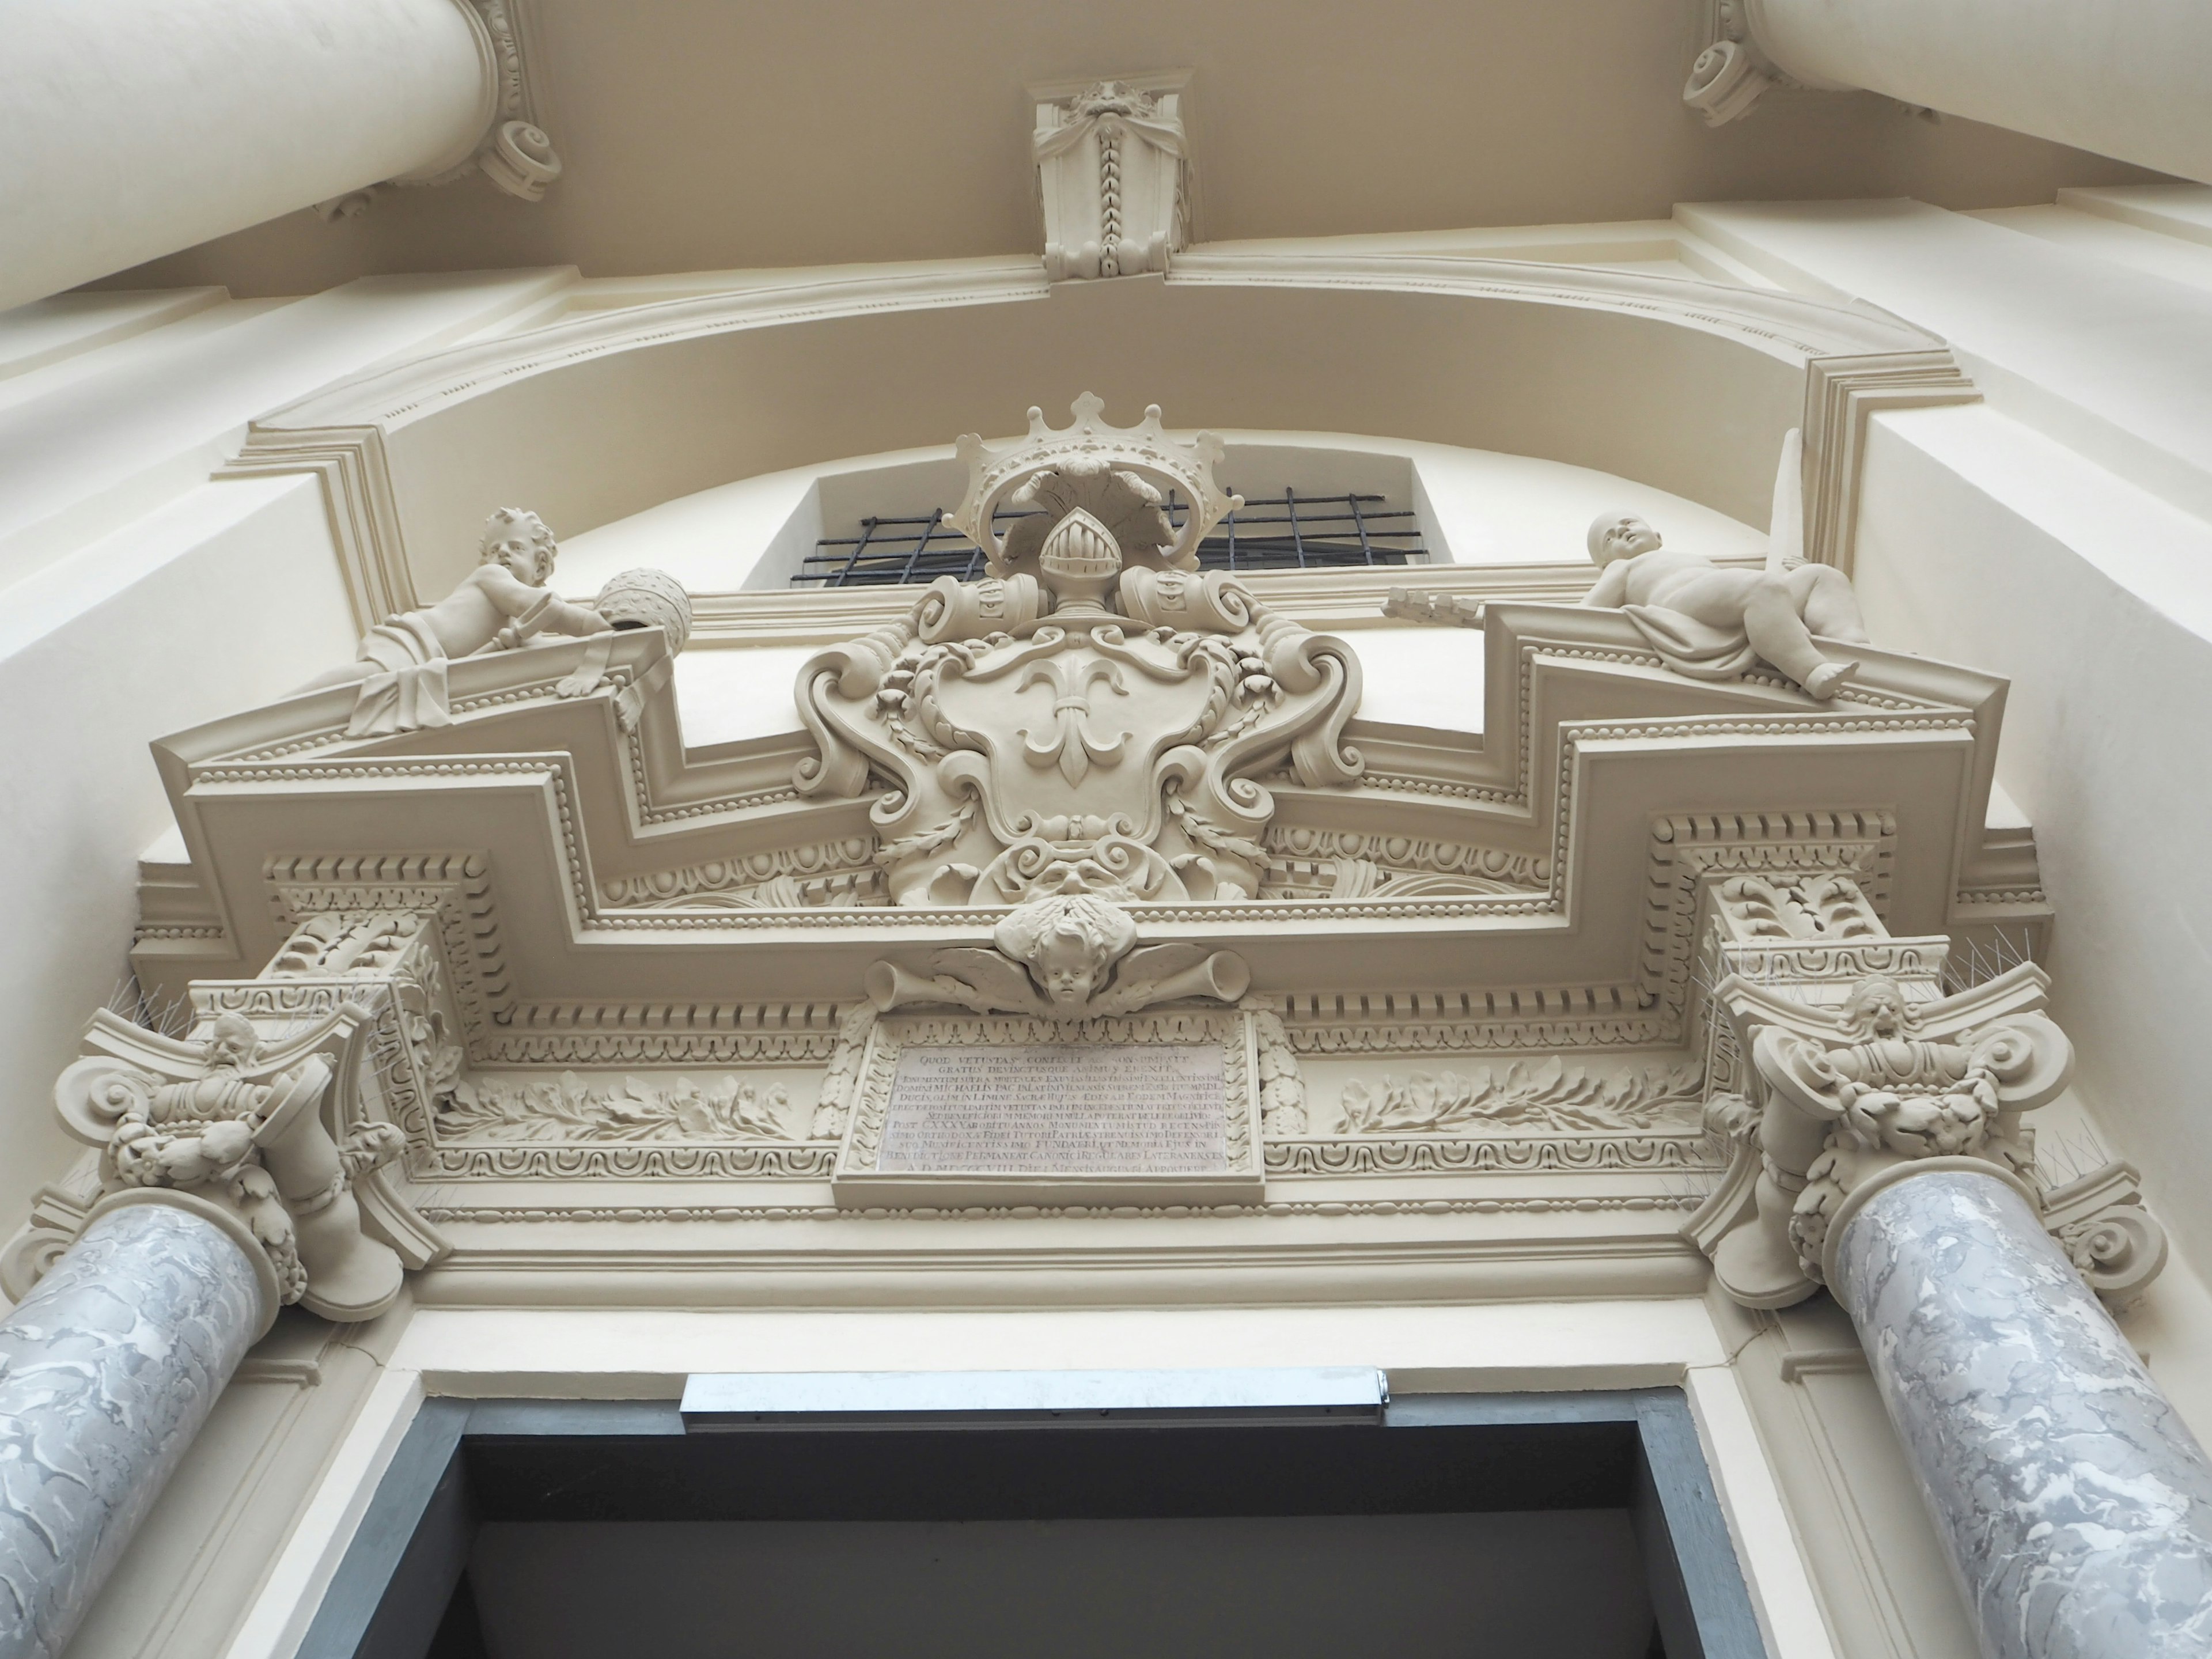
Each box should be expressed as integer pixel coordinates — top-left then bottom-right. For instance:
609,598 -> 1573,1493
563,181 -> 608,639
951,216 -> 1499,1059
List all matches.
794,395 -> 1364,906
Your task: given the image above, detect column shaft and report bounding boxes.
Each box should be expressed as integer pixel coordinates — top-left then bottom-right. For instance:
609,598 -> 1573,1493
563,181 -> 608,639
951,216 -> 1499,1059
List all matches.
1834,1170 -> 2212,1659
0,1202 -> 267,1659
1747,0 -> 2212,184
0,0 -> 495,312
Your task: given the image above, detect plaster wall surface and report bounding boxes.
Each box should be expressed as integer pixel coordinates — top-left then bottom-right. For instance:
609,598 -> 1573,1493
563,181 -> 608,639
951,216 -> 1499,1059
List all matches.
0,475 -> 357,1228
1677,195 -> 2212,522
86,0 -> 2154,298
355,272 -> 1813,608
0,272 -> 573,594
1851,400 -> 2212,1278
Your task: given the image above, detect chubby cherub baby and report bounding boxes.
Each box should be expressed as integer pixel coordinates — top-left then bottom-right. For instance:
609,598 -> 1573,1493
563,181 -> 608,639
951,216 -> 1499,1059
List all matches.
310,509 -> 611,734
1580,514 -> 1868,700
994,894 -> 1139,1007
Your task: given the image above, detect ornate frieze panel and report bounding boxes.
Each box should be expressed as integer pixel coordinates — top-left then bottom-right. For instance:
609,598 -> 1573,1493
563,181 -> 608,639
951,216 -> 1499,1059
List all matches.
1335,1058 -> 1704,1136
63,398 -> 2090,1320
599,836 -> 882,909
1256,827 -> 1549,900
1266,1137 -> 1720,1177
423,1069 -> 827,1181
441,1070 -> 798,1141
1275,990 -> 1671,1056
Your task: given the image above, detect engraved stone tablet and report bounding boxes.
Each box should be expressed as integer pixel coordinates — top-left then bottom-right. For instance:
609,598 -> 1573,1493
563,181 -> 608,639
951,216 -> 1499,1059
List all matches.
878,1044 -> 1226,1175
832,1010 -> 1264,1207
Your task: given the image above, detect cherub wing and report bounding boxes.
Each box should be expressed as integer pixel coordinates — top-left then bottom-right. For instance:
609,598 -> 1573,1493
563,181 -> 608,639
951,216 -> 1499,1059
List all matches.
1086,944 -> 1213,1015
926,947 -> 1045,1014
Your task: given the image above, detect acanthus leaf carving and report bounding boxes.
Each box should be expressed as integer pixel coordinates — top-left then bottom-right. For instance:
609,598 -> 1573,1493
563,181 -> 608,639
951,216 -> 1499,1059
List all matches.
52,1002 -> 407,1320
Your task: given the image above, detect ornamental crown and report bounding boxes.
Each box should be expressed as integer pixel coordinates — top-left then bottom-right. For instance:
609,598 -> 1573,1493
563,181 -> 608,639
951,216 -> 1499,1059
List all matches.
947,393 -> 1241,576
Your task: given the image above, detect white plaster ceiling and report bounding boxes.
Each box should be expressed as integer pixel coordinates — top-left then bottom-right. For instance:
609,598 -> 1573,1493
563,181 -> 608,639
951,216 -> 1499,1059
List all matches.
100,0 -> 2154,296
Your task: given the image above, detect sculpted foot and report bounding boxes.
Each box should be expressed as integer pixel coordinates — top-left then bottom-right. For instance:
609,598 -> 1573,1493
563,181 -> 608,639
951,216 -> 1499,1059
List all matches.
1802,659 -> 1856,699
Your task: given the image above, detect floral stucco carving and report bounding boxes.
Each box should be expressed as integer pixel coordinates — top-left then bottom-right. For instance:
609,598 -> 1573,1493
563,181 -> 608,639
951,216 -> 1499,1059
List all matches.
441,1073 -> 796,1143
52,1005 -> 406,1320
796,398 -> 1363,907
1339,1059 -> 1705,1135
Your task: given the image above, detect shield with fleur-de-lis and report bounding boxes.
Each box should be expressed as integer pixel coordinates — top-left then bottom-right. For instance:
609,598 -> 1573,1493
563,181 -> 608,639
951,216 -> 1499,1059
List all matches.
927,623 -> 1218,849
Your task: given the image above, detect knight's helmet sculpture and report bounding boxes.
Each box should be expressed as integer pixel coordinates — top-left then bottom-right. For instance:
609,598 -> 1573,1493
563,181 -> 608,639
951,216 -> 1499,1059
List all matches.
796,394 -> 1365,907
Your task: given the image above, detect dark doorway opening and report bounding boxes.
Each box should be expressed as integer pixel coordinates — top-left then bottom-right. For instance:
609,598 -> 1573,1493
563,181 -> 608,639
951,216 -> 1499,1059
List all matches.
306,1389 -> 1764,1659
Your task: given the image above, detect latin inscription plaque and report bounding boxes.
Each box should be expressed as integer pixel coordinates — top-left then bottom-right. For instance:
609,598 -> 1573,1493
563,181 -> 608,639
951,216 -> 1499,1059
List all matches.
831,1010 -> 1264,1207
878,1044 -> 1228,1175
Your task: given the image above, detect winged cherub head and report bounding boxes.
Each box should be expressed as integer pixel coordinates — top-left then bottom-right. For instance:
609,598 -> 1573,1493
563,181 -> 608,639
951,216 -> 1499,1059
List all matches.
993,895 -> 1140,1007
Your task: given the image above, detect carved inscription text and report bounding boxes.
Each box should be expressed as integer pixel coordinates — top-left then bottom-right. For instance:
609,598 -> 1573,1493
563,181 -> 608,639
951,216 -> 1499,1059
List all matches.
878,1044 -> 1226,1174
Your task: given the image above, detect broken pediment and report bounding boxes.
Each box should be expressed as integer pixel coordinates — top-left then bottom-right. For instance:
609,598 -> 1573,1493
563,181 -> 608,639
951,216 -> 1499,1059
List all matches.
73,398 -> 2031,1262
130,562 -> 2031,1026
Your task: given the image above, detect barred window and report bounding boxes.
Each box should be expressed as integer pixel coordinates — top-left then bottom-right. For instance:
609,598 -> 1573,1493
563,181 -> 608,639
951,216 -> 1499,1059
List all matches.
791,489 -> 1426,588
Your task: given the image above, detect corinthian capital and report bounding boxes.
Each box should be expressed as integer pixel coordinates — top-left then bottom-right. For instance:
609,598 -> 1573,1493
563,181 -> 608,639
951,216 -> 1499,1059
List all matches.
1690,945 -> 2084,1307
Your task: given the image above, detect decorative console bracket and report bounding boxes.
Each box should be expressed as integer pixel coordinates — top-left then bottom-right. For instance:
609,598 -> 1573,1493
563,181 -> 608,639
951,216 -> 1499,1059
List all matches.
1033,75 -> 1190,280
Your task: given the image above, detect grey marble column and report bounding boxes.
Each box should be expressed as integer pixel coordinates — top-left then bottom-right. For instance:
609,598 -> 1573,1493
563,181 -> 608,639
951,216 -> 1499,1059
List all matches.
1834,1169 -> 2212,1659
0,1201 -> 267,1659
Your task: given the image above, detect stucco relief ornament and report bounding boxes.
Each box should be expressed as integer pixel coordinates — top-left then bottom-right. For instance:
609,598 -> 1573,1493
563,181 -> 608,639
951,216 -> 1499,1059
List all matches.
1693,963 -> 2078,1308
795,396 -> 1364,905
1034,81 -> 1188,281
304,509 -> 691,737
51,1005 -> 407,1320
1580,431 -> 1870,700
866,893 -> 1251,1017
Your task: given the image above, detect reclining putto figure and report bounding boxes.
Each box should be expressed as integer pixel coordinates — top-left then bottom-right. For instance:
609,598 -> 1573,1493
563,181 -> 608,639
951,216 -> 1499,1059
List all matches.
1578,430 -> 1870,700
1580,510 -> 1869,699
308,507 -> 612,735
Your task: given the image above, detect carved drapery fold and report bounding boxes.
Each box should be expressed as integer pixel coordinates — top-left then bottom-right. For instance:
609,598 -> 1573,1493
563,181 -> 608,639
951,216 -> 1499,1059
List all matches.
1033,81 -> 1188,281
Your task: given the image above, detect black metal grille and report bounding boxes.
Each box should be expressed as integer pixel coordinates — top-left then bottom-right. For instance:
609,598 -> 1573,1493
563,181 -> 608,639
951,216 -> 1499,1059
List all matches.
792,489 -> 1425,588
